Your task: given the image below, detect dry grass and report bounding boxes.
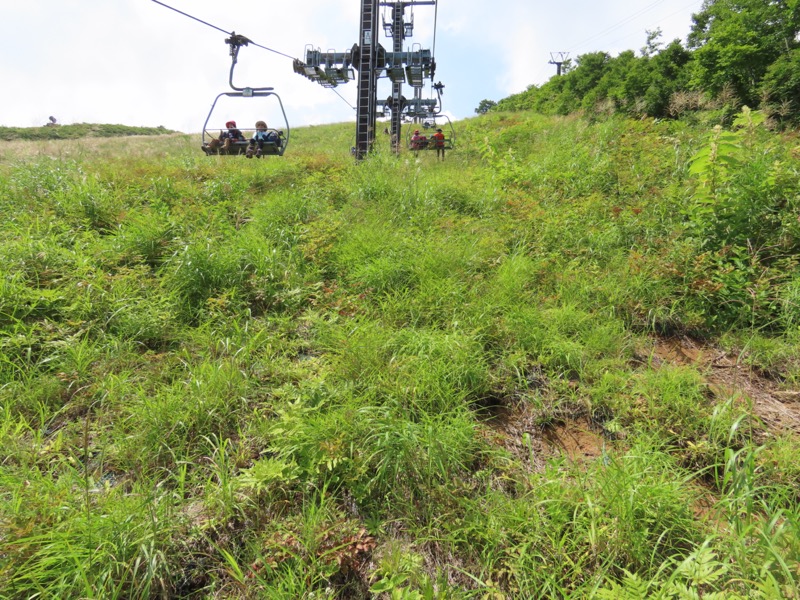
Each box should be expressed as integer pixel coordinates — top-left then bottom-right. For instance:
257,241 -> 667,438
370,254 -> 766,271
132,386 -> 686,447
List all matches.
0,133 -> 193,162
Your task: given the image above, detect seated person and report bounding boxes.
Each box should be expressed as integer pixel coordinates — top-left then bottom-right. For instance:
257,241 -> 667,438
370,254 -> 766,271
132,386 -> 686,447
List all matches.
410,129 -> 426,151
246,120 -> 280,158
208,120 -> 245,151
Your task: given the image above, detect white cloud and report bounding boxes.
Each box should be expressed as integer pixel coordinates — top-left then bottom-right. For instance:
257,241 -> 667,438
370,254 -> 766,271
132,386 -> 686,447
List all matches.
0,0 -> 703,132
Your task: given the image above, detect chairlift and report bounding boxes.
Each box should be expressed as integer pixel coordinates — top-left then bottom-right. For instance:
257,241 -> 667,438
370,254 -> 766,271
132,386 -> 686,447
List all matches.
403,81 -> 454,152
201,90 -> 288,156
201,33 -> 290,157
406,113 -> 455,152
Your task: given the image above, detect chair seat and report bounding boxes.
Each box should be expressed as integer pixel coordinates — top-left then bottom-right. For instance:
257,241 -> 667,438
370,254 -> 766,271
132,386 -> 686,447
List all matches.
202,139 -> 284,156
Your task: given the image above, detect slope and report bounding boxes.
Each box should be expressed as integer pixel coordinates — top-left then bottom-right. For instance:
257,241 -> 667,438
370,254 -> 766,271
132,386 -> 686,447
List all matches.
0,113 -> 798,598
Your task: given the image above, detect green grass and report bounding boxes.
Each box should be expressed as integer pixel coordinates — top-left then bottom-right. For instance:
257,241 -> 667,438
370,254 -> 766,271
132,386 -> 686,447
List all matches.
1,113 -> 799,598
0,123 -> 178,141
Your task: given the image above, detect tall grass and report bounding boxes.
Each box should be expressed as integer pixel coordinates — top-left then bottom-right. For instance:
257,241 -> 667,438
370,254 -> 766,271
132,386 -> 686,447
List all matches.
1,114 -> 798,597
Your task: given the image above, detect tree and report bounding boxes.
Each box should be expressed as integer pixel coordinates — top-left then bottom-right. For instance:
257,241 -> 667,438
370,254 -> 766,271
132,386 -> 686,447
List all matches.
688,0 -> 800,105
645,40 -> 693,116
565,52 -> 612,99
474,99 -> 497,115
761,47 -> 800,124
640,28 -> 664,58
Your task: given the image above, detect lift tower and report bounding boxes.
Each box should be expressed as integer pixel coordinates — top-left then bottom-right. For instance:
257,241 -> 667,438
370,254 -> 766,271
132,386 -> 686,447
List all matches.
355,0 -> 380,159
549,52 -> 569,76
381,1 -> 436,152
294,0 -> 437,159
387,1 -> 405,152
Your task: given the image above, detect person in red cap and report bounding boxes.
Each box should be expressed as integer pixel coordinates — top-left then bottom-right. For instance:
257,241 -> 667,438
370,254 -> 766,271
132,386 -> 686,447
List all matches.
209,120 -> 245,152
410,129 -> 426,153
221,120 -> 245,151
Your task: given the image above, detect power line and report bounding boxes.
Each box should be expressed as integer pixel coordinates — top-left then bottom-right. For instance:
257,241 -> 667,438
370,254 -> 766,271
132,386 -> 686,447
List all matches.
569,0 -> 670,53
579,0 -> 703,55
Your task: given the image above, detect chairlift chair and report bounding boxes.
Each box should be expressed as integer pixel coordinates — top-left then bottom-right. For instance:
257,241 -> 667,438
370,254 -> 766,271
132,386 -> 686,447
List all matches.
406,113 -> 455,152
201,88 -> 289,156
200,33 -> 290,157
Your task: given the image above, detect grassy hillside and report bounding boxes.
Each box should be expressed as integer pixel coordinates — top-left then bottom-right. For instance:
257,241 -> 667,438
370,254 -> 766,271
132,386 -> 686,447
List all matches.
0,123 -> 178,142
1,114 -> 799,598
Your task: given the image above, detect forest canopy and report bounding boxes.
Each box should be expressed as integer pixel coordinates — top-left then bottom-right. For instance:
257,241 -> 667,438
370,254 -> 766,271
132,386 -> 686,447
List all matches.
488,0 -> 800,126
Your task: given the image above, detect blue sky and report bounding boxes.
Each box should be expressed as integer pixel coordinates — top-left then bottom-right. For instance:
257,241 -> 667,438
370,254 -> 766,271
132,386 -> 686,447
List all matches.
0,0 -> 705,133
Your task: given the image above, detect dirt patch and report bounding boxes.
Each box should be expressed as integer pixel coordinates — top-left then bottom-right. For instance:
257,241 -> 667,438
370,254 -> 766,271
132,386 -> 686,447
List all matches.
542,417 -> 607,462
479,402 -> 608,471
480,336 -> 799,470
650,336 -> 800,436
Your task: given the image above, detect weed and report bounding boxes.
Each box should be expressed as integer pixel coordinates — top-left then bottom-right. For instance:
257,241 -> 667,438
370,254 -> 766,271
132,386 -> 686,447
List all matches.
2,114 -> 800,598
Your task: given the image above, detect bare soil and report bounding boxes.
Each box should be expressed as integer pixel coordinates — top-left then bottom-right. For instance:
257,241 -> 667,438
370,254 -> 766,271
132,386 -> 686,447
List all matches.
482,335 -> 800,469
480,403 -> 609,472
651,336 -> 800,436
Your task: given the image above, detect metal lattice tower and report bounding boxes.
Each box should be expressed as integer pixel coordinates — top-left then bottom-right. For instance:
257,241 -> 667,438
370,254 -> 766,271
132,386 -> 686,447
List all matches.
355,0 -> 380,159
388,2 -> 405,152
294,0 -> 437,159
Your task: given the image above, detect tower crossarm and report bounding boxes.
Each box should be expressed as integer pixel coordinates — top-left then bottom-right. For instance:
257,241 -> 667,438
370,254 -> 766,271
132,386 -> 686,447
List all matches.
293,0 -> 440,159
293,46 -> 432,88
293,48 -> 356,88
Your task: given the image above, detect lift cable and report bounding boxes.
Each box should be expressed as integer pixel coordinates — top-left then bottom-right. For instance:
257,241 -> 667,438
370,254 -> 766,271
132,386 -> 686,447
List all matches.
331,86 -> 357,111
587,0 -> 703,57
568,0 -> 670,53
428,1 -> 440,104
151,0 -> 356,110
151,0 -> 297,61
431,0 -> 438,62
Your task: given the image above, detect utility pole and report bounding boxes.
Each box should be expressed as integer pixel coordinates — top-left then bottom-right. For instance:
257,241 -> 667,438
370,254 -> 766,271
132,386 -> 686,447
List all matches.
293,0 -> 437,159
549,51 -> 569,76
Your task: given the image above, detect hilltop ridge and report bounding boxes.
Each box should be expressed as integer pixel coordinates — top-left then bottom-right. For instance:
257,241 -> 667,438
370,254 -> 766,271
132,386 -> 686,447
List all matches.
0,122 -> 178,141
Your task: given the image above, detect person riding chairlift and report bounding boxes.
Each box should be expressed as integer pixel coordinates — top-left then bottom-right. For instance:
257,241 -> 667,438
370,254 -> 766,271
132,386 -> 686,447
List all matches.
209,120 -> 245,151
410,129 -> 426,152
246,120 -> 280,158
431,128 -> 446,160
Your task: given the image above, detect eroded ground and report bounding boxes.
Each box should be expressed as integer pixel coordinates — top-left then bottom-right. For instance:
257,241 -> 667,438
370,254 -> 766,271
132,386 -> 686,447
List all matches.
483,336 -> 800,469
652,336 -> 800,437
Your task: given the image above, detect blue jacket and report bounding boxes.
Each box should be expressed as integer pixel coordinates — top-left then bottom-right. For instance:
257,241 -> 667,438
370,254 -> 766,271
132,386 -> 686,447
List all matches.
252,130 -> 279,143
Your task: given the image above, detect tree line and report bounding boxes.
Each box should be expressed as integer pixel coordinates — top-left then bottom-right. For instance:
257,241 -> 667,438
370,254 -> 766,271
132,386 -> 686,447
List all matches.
479,0 -> 800,127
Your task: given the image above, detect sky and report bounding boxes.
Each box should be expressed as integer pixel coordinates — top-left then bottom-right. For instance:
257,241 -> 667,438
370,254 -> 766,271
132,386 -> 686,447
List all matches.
0,0 -> 706,134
